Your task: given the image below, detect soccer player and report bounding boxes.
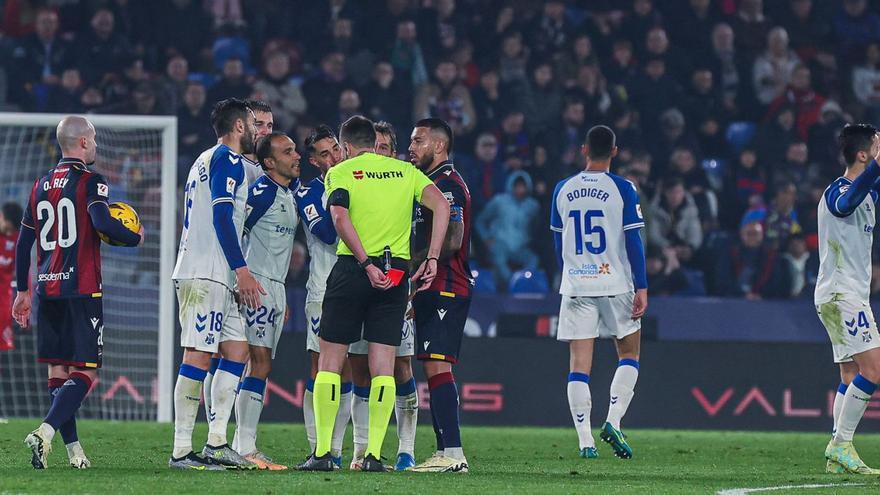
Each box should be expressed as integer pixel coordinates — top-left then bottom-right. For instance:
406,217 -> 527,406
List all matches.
229,132 -> 300,470
407,118 -> 473,473
204,99 -> 272,423
294,124 -> 352,467
550,125 -> 647,460
14,116 -> 143,469
348,121 -> 419,471
169,98 -> 264,470
0,202 -> 23,352
816,123 -> 880,475
298,115 -> 449,472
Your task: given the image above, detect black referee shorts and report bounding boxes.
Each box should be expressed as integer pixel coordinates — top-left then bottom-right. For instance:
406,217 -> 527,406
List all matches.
320,255 -> 410,347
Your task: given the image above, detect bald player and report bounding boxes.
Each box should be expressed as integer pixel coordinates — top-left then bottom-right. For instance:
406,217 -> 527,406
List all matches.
17,116 -> 144,469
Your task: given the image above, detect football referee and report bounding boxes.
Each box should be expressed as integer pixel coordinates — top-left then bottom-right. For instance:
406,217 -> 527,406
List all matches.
299,116 -> 450,472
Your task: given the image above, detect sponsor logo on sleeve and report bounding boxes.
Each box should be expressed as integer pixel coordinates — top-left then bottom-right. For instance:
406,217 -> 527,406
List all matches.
226,177 -> 236,194
443,191 -> 455,205
636,204 -> 643,219
304,204 -> 319,221
97,183 -> 109,197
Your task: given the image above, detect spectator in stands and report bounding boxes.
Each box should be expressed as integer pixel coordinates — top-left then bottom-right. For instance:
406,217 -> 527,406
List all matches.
703,22 -> 751,119
624,0 -> 663,57
523,62 -> 563,139
648,177 -> 703,259
475,171 -> 540,289
782,0 -> 833,63
809,100 -> 849,178
723,147 -> 766,230
253,51 -> 307,133
646,245 -> 689,296
328,18 -> 374,86
765,64 -> 826,140
668,0 -> 721,61
744,181 -> 802,249
160,56 -> 189,113
495,110 -> 530,170
414,59 -> 477,138
566,64 -> 614,124
460,132 -> 506,213
712,219 -> 789,299
207,57 -> 252,102
684,67 -> 728,157
335,88 -> 361,129
301,51 -> 351,125
362,60 -> 412,136
555,34 -> 598,87
554,99 -> 586,174
644,26 -> 690,83
76,8 -> 133,85
852,42 -> 880,126
668,147 -> 716,229
9,8 -> 73,107
390,19 -> 429,87
754,104 -> 797,166
753,27 -> 801,106
46,69 -> 85,113
772,141 -> 817,186
603,38 -> 638,87
833,0 -> 880,66
781,233 -> 812,298
729,0 -> 772,62
498,30 -> 529,85
472,67 -> 509,135
648,107 -> 700,177
154,0 -> 212,65
527,0 -> 571,60
627,56 -> 682,136
177,82 -> 214,180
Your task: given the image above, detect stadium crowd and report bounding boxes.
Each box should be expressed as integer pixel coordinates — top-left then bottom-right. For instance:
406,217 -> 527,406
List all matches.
4,0 -> 880,299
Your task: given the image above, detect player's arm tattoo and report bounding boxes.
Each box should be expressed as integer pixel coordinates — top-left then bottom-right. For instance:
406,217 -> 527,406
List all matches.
411,212 -> 463,269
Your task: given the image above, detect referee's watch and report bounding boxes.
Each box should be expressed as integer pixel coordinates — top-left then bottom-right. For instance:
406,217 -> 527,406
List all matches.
358,257 -> 373,270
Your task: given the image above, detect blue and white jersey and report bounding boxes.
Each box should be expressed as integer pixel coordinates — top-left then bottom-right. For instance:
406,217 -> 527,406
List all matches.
242,154 -> 263,185
551,171 -> 644,297
294,177 -> 338,304
815,176 -> 878,304
173,144 -> 248,288
243,175 -> 298,284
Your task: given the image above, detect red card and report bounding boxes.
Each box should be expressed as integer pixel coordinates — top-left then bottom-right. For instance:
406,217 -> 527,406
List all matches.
387,268 -> 405,287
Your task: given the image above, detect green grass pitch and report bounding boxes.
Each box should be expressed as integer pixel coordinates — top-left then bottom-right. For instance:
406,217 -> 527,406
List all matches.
1,419 -> 879,494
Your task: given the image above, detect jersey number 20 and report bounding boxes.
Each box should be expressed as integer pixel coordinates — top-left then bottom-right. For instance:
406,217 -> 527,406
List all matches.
568,209 -> 606,255
36,198 -> 77,251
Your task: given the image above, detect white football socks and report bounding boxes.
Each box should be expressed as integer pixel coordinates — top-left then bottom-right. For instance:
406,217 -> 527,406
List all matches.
834,374 -> 877,443
331,384 -> 352,457
233,377 -> 266,455
606,360 -> 639,430
832,382 -> 847,436
207,360 -> 245,447
173,365 -> 205,459
567,373 -> 593,449
395,379 -> 419,456
352,385 -> 370,460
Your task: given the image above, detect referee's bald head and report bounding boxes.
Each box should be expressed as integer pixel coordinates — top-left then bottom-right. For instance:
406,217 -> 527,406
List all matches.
56,116 -> 97,163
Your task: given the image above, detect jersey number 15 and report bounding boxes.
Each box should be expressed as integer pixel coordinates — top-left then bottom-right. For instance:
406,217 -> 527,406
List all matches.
568,209 -> 606,255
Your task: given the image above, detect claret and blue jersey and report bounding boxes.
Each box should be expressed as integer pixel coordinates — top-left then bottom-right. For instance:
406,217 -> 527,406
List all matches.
550,171 -> 646,297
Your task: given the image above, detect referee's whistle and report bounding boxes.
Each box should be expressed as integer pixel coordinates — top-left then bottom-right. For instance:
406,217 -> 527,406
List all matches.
383,245 -> 392,273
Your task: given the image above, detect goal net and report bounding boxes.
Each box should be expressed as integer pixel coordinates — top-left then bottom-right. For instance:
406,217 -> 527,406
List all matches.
0,113 -> 176,422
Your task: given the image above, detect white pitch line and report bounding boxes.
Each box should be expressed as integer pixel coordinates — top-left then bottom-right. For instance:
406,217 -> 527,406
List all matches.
716,482 -> 866,495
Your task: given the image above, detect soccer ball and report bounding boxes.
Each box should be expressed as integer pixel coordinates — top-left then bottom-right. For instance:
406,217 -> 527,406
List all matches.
99,202 -> 141,246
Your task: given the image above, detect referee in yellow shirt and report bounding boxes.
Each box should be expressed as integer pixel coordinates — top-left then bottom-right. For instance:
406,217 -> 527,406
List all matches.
298,116 -> 450,472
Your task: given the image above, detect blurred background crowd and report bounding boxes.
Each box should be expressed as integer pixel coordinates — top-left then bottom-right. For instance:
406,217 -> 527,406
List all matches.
4,0 -> 880,298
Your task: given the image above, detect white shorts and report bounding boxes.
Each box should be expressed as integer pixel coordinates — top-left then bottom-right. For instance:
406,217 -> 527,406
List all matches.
305,300 -> 322,354
176,278 -> 245,353
816,296 -> 880,363
244,275 -> 286,359
557,292 -> 641,342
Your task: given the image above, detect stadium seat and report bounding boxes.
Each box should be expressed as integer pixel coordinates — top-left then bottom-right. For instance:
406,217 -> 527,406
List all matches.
725,121 -> 756,153
508,269 -> 550,295
676,269 -> 707,296
471,267 -> 497,294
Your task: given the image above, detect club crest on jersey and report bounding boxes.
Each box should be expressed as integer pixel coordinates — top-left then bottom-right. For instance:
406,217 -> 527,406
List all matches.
97,183 -> 108,197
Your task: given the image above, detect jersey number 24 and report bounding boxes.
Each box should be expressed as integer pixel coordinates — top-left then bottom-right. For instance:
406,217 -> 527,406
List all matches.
568,209 -> 606,255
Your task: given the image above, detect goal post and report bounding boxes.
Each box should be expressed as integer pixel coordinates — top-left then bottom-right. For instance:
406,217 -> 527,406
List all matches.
0,112 -> 177,422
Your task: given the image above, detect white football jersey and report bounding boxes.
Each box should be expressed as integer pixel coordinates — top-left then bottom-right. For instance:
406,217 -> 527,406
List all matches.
243,175 -> 298,284
294,177 -> 338,304
243,155 -> 263,185
172,144 -> 249,289
551,171 -> 644,297
814,176 -> 878,304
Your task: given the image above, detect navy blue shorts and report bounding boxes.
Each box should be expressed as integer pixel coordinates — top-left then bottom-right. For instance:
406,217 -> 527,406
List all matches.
37,297 -> 103,369
414,291 -> 470,364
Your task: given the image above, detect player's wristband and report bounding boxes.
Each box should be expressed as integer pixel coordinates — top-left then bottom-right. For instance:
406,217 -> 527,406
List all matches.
426,257 -> 439,263
358,257 -> 373,270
